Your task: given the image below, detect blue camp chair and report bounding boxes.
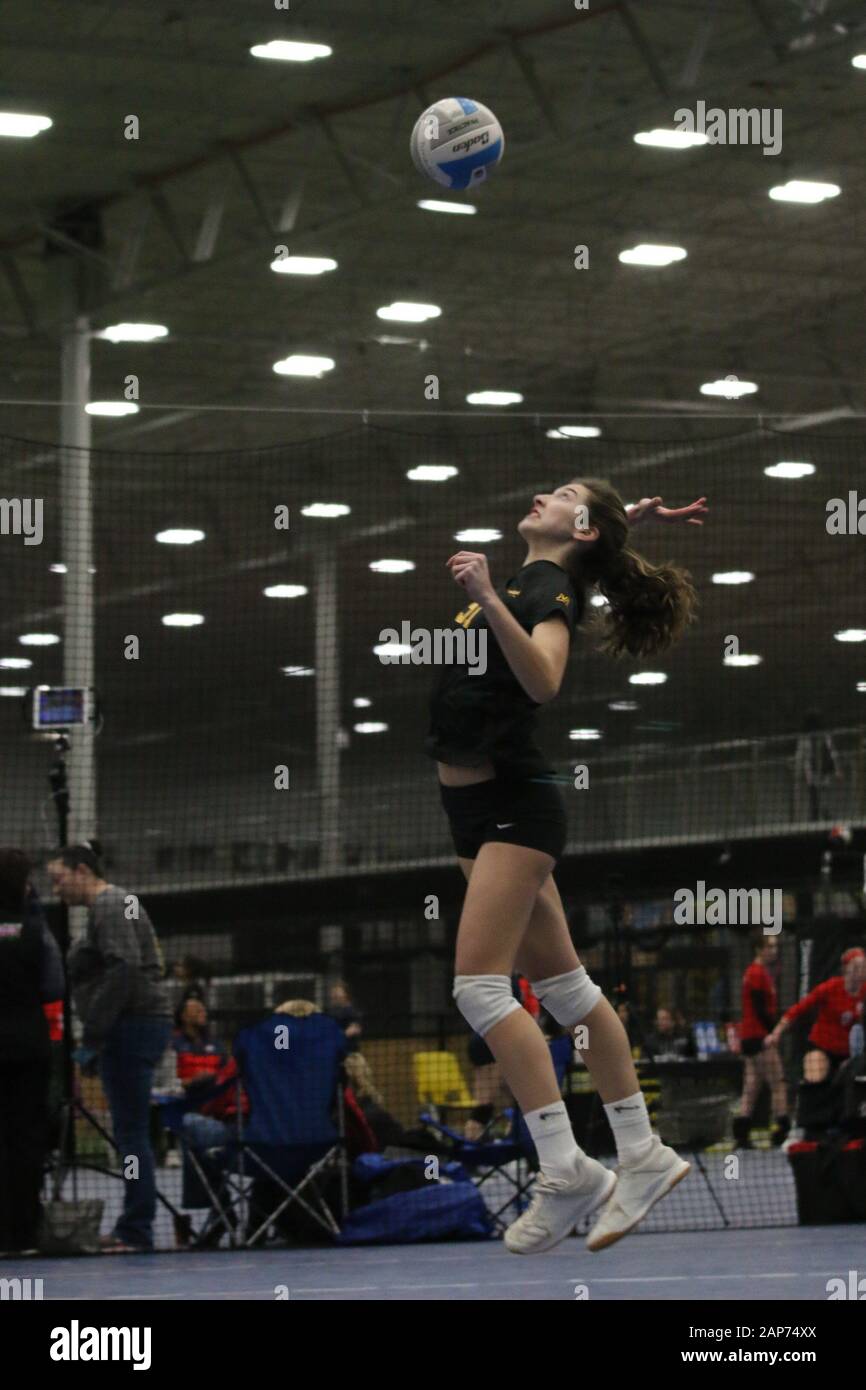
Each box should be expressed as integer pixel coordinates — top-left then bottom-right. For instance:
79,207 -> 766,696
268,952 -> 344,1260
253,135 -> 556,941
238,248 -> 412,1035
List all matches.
420,1035 -> 574,1233
162,1013 -> 350,1248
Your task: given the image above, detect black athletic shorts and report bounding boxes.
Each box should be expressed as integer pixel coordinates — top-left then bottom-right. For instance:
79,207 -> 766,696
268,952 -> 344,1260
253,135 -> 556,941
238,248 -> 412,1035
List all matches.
439,773 -> 568,862
740,1037 -> 765,1058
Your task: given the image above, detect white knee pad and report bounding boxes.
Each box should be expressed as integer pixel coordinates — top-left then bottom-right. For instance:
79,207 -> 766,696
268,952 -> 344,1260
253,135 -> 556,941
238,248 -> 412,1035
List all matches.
531,966 -> 600,1026
453,974 -> 522,1037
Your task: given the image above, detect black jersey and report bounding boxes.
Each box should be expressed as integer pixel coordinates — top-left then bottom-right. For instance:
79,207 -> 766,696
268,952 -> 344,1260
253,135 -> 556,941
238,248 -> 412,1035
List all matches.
425,559 -> 580,776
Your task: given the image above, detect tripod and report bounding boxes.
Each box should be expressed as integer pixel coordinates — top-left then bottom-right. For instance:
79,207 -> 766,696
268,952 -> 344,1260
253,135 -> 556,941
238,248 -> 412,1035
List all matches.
44,733 -> 190,1243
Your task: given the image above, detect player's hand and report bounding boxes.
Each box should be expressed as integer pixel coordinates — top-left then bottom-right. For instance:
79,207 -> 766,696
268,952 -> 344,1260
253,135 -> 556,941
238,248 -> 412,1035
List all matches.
627,496 -> 708,527
762,1032 -> 779,1050
447,552 -> 494,604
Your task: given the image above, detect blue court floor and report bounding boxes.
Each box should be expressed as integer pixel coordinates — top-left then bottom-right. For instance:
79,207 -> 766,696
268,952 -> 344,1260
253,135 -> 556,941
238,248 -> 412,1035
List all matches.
16,1226 -> 863,1301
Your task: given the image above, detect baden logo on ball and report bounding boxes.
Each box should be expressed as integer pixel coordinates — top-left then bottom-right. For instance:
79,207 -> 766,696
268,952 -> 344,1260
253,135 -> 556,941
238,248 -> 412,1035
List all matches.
410,97 -> 505,190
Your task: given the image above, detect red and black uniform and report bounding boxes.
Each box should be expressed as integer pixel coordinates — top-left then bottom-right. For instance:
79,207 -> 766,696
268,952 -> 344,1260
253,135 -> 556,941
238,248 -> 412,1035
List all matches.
783,976 -> 866,1064
740,961 -> 778,1057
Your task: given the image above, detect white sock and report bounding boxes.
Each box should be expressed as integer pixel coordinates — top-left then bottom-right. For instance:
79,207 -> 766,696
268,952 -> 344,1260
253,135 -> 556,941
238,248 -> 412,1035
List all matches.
604,1092 -> 654,1165
524,1101 -> 585,1181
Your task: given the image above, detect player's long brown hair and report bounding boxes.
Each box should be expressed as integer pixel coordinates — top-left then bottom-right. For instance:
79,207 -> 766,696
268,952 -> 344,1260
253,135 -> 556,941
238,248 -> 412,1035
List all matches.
565,477 -> 698,659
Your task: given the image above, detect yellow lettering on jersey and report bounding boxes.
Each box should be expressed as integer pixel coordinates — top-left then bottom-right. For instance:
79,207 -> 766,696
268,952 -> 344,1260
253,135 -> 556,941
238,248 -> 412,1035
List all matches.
506,588 -> 521,597
455,601 -> 481,628
555,592 -> 571,605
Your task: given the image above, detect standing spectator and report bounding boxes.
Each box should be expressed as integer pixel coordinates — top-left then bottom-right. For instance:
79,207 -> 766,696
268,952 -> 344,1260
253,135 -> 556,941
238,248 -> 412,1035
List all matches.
0,848 -> 64,1255
48,844 -> 171,1254
793,710 -> 841,821
765,946 -> 866,1082
326,979 -> 362,1051
734,934 -> 789,1148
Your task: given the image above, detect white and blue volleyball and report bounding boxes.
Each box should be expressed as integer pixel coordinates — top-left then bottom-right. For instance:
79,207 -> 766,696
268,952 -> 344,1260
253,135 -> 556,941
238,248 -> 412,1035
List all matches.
410,98 -> 504,190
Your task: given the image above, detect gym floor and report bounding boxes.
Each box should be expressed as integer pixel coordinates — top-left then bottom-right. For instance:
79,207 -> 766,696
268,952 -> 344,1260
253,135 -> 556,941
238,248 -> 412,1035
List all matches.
18,1225 -> 860,1301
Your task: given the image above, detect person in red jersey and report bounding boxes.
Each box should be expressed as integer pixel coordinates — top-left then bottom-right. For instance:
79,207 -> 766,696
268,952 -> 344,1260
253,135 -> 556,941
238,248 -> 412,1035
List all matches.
733,934 -> 789,1148
765,946 -> 866,1083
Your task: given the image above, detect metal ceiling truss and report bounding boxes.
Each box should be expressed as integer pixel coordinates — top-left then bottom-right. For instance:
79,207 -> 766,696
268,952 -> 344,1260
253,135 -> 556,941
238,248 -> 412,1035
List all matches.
0,0 -> 857,344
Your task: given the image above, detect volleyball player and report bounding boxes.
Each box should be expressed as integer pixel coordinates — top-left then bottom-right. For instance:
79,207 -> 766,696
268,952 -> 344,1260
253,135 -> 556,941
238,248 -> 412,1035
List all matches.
765,946 -> 866,1082
734,932 -> 789,1148
427,478 -> 706,1253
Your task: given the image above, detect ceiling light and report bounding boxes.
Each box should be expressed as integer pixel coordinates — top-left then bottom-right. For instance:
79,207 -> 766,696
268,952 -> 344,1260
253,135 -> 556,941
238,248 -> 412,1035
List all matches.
264,584 -> 308,598
375,335 -> 426,347
633,128 -> 709,149
547,424 -> 601,439
619,244 -> 687,266
609,700 -> 638,711
156,529 -> 204,545
764,461 -> 815,479
300,502 -> 350,518
700,377 -> 758,398
629,672 -> 667,685
853,55 -> 866,69
0,657 -> 31,668
373,643 -> 413,658
0,112 -> 52,138
85,401 -> 140,416
250,40 -> 332,62
466,391 -> 523,406
857,682 -> 866,692
834,630 -> 866,643
569,728 -> 602,740
407,465 -> 458,482
723,653 -> 763,667
354,722 -> 388,734
270,256 -> 337,276
273,354 -> 335,377
353,697 -> 372,708
369,560 -> 415,573
590,593 -> 610,608
281,665 -> 314,676
98,323 -> 168,342
19,633 -> 60,646
418,199 -> 477,215
0,686 -> 27,697
769,180 -> 840,204
712,571 -> 754,585
454,528 -> 502,543
376,302 -> 441,323
161,613 -> 204,627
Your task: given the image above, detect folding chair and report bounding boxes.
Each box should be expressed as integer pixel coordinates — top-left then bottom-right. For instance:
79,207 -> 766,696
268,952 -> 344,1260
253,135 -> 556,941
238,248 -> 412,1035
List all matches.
421,1036 -> 573,1233
413,1051 -> 476,1126
212,1012 -> 350,1247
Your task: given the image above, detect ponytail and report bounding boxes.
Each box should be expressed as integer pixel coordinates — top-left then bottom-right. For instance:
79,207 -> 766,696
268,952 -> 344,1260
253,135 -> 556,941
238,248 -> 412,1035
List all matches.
566,477 -> 698,660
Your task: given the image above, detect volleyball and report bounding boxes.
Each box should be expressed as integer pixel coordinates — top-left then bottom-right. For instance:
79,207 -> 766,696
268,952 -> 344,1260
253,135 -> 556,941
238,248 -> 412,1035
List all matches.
410,97 -> 504,190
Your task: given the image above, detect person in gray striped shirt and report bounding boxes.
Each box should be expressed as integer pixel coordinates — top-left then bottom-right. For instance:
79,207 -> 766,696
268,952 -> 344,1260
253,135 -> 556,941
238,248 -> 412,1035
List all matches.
48,844 -> 171,1253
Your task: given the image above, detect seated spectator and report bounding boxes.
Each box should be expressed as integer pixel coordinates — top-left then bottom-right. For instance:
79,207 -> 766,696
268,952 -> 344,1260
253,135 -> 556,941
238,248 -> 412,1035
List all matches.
172,998 -> 225,1086
644,1007 -> 696,1061
178,1051 -> 249,1220
614,999 -> 644,1055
